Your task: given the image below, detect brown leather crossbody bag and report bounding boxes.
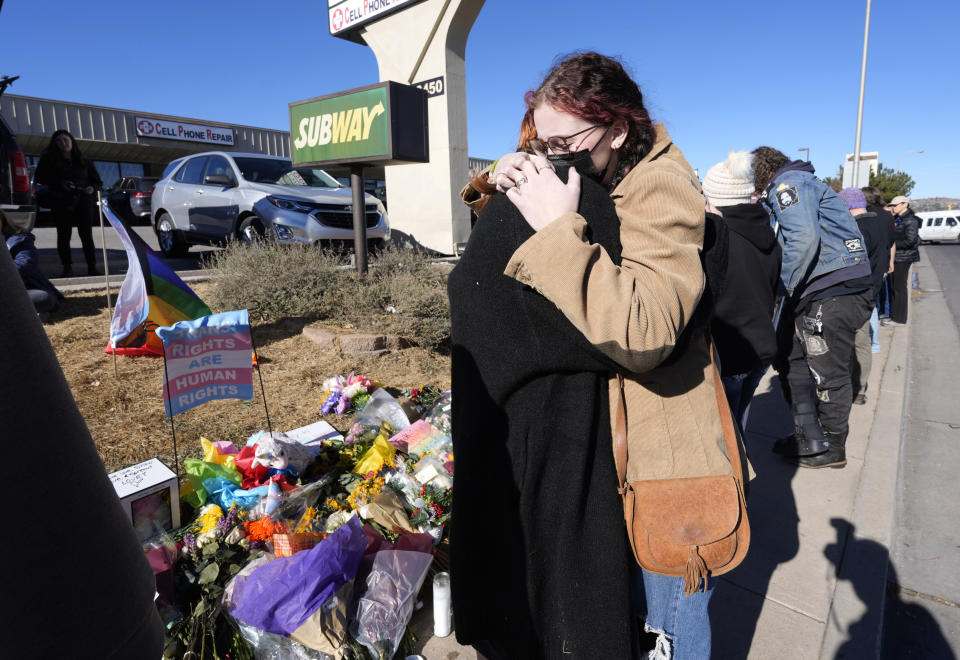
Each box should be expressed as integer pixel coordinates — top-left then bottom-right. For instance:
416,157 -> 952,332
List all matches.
613,331 -> 750,595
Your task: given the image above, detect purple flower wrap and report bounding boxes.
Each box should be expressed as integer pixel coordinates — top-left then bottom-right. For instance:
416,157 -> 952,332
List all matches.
228,516 -> 367,635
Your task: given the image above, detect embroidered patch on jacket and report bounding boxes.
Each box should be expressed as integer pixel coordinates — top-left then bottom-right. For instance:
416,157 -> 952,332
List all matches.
844,238 -> 864,253
776,187 -> 799,210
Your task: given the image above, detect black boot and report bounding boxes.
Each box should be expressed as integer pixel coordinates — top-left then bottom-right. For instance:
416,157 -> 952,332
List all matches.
87,263 -> 100,276
60,264 -> 73,278
773,423 -> 829,457
794,431 -> 847,469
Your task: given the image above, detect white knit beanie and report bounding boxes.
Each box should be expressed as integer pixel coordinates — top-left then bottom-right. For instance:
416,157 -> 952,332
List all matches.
702,150 -> 755,207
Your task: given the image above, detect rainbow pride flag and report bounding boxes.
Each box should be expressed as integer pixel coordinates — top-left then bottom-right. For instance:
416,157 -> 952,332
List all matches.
102,203 -> 211,356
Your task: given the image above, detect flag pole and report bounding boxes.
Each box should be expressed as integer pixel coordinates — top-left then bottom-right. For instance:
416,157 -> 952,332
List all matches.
97,192 -> 118,379
155,325 -> 181,479
248,329 -> 273,436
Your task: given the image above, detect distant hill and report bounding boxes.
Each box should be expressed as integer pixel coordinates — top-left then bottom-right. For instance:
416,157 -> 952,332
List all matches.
912,197 -> 960,212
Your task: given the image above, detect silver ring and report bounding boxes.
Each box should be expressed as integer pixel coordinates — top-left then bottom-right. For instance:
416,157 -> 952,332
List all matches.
536,162 -> 554,172
515,176 -> 528,187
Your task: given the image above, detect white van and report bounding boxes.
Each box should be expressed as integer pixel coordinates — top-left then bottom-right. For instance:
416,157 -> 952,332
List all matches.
916,210 -> 960,243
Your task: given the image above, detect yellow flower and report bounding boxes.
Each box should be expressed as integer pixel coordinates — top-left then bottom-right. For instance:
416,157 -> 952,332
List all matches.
347,476 -> 385,510
294,506 -> 321,533
196,504 -> 224,535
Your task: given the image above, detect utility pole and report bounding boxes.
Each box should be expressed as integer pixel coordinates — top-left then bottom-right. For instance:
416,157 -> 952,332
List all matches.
851,0 -> 872,187
897,148 -> 924,172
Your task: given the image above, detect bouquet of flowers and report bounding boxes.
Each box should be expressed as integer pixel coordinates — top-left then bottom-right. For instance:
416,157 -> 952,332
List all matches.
408,483 -> 453,529
166,505 -> 256,659
402,383 -> 445,417
320,372 -> 376,415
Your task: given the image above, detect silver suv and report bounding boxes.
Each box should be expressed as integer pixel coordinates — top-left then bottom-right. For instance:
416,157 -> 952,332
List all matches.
150,151 -> 389,257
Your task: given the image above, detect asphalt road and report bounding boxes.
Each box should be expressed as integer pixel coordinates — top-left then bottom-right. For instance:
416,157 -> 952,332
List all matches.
31,215 -> 217,285
882,243 -> 960,658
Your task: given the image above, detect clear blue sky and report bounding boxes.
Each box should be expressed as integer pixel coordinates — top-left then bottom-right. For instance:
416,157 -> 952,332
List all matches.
1,0 -> 955,198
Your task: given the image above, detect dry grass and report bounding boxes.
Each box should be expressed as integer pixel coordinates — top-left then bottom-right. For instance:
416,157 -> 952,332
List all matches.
46,283 -> 451,473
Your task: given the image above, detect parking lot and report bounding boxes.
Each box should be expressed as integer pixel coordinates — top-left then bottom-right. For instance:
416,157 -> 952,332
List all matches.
32,214 -> 217,284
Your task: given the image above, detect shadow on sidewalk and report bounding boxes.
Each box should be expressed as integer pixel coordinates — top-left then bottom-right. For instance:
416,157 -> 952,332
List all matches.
823,519 -> 955,659
710,375 -> 800,657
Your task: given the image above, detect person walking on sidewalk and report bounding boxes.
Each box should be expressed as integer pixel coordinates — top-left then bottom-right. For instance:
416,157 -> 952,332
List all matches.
861,186 -> 896,354
33,129 -> 102,278
840,188 -> 892,406
701,150 -> 781,432
754,147 -> 874,469
885,195 -> 920,325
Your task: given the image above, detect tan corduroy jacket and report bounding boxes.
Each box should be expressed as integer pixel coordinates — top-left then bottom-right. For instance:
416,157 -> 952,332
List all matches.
500,125 -> 733,482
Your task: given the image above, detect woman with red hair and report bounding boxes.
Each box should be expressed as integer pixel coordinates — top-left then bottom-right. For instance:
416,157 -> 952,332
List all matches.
453,53 -> 732,658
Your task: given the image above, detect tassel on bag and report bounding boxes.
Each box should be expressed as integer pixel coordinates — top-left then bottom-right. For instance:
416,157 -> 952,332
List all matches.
684,546 -> 709,596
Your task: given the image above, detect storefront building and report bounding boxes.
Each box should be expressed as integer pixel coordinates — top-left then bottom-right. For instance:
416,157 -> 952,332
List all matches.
1,93 -> 493,242
0,94 -> 290,187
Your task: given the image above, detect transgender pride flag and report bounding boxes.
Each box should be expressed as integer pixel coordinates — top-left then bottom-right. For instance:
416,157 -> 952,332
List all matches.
156,310 -> 254,417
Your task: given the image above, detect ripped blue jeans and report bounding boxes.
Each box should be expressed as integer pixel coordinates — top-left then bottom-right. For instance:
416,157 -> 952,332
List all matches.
632,565 -> 715,659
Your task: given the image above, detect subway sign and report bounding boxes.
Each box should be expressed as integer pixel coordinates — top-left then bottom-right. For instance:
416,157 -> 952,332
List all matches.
135,117 -> 234,146
289,81 -> 428,167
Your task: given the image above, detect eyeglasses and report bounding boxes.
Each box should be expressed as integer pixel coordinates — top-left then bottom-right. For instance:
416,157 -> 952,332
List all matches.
529,124 -> 608,154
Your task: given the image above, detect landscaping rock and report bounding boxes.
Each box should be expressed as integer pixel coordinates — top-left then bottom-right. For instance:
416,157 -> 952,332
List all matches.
302,326 -> 337,350
339,334 -> 390,353
347,349 -> 392,359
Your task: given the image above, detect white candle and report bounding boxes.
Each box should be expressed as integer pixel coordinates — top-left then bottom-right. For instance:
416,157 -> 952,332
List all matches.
433,571 -> 452,637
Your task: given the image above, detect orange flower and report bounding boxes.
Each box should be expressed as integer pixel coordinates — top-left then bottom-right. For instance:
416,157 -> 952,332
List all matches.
244,517 -> 287,543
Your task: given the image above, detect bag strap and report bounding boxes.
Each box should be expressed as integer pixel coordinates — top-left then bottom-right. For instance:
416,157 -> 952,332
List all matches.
705,329 -> 747,492
612,331 -> 745,492
613,373 -> 628,495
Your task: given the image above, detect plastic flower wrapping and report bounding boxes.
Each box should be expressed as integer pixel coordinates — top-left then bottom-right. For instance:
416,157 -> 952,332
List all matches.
153,383 -> 454,660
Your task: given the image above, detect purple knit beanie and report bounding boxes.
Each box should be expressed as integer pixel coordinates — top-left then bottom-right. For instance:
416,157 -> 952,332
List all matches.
839,187 -> 866,210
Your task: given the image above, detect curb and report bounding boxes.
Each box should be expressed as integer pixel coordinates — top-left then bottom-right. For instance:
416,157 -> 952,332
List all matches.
53,271 -> 210,293
819,275 -> 914,658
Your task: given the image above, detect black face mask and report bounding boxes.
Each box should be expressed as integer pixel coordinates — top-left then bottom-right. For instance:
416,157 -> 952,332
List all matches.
546,149 -> 607,183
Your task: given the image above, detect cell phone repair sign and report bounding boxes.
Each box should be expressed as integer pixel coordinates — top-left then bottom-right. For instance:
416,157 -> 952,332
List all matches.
135,117 -> 234,145
328,0 -> 425,37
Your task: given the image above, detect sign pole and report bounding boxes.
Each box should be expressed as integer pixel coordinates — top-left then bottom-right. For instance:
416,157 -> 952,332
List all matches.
97,192 -> 118,379
248,330 -> 273,436
351,165 -> 368,274
158,337 -> 181,479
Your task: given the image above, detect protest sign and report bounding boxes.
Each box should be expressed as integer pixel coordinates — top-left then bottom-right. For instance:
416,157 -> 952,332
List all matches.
156,310 -> 254,417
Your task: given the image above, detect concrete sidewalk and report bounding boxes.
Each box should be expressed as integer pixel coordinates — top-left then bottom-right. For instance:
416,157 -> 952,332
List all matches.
407,306 -> 909,659
711,308 -> 909,658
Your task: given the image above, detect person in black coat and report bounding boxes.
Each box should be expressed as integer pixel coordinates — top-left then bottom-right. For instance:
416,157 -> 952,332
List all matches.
0,244 -> 165,659
840,188 -> 891,403
861,186 -> 896,359
885,195 -> 920,324
34,129 -> 102,277
449,159 -> 638,658
701,151 -> 781,432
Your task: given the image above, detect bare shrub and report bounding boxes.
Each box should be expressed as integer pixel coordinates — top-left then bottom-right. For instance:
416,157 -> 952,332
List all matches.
203,243 -> 451,351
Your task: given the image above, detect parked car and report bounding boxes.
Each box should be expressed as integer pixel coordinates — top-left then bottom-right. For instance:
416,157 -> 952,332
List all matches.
103,176 -> 158,224
0,76 -> 36,233
915,210 -> 960,243
150,152 -> 389,257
